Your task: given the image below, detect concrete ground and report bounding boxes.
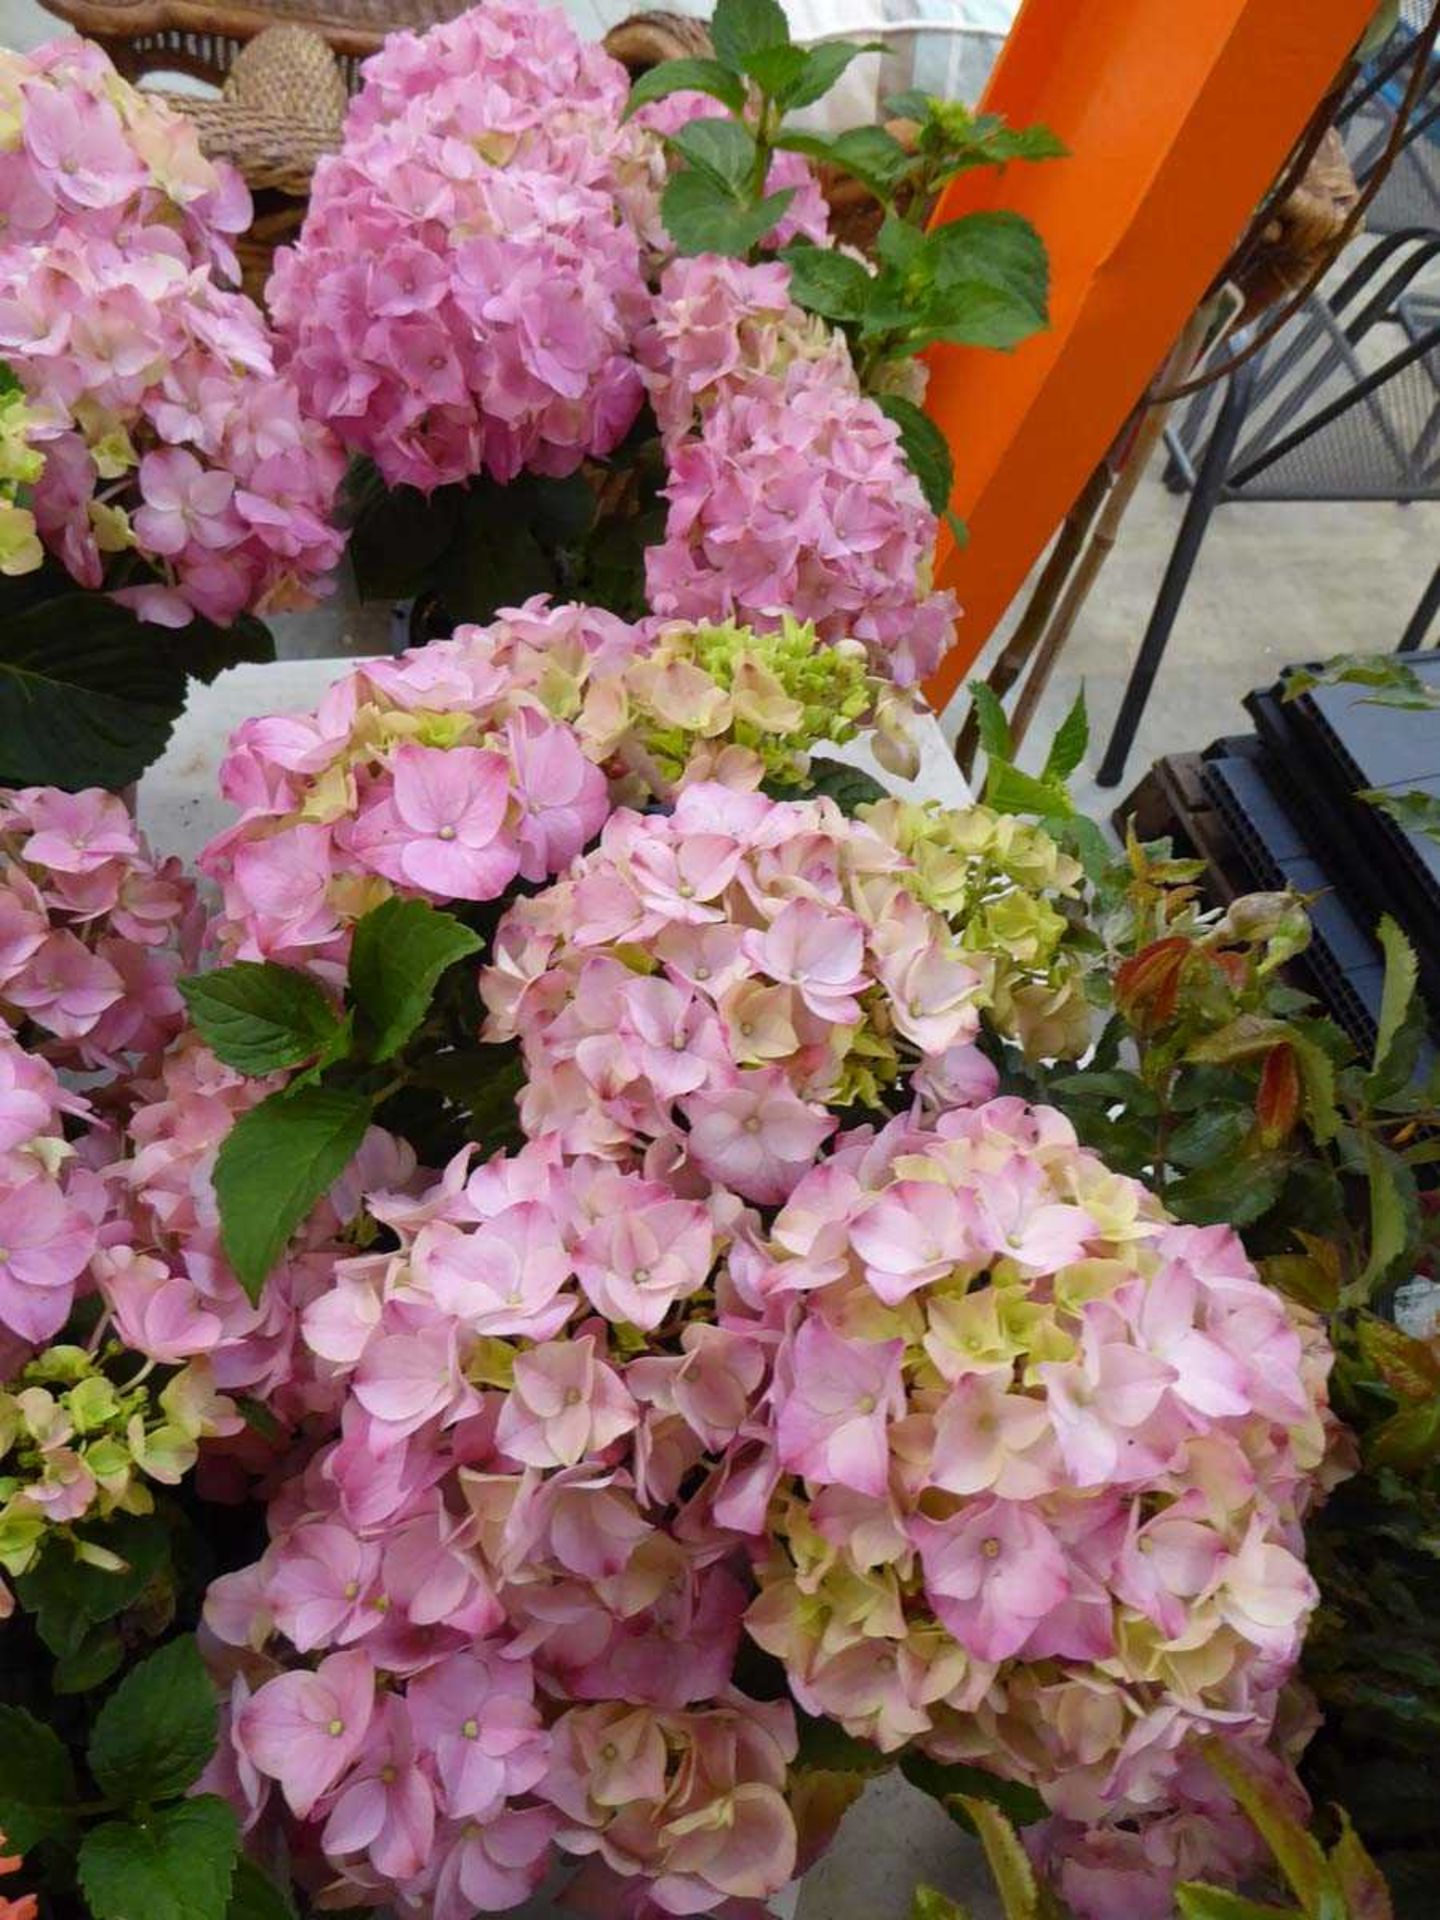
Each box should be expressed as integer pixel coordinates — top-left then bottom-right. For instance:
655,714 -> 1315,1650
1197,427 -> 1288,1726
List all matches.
9,3 -> 1440,1912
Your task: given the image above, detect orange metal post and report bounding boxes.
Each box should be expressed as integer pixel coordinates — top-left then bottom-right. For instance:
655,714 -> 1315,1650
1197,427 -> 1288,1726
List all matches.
921,0 -> 1377,711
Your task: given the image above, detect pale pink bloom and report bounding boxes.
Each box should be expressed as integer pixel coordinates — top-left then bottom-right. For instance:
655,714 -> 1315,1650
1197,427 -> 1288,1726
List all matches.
237,1648 -> 376,1818
1215,1517 -> 1317,1657
573,1190 -> 714,1329
1038,1310 -> 1176,1487
685,1070 -> 834,1204
929,1372 -> 1055,1499
848,1179 -> 976,1304
134,448 -> 240,556
20,787 -> 137,873
913,1498 -> 1070,1661
406,1647 -> 549,1821
504,705 -> 608,880
972,1155 -> 1097,1274
266,1521 -> 382,1651
93,1245 -> 222,1362
1128,1262 -> 1250,1418
322,1694 -> 435,1882
352,1317 -> 471,1443
431,1806 -> 556,1920
366,743 -> 520,900
496,1335 -> 637,1468
1111,1504 -> 1226,1639
6,931 -> 123,1036
775,1318 -> 904,1498
0,1173 -> 98,1341
414,1202 -> 574,1337
752,899 -> 869,1024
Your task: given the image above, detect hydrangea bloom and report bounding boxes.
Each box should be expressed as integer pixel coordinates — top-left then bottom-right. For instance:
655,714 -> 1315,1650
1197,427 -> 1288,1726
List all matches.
0,1027 -> 103,1353
0,40 -> 250,279
0,785 -> 199,1080
642,259 -> 959,687
202,1136 -> 798,1916
202,607 -> 623,974
743,1098 -> 1333,1913
268,0 -> 655,494
0,1341 -> 240,1600
268,157 -> 648,494
481,783 -> 986,1195
97,1039 -> 415,1420
0,240 -> 345,626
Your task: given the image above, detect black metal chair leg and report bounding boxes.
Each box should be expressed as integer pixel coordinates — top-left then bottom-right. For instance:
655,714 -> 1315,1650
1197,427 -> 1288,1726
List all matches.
1096,362 -> 1257,789
1398,561 -> 1440,652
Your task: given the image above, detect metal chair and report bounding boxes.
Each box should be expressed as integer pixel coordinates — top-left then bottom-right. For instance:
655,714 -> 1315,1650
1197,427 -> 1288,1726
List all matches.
1096,6 -> 1440,786
1097,313 -> 1440,786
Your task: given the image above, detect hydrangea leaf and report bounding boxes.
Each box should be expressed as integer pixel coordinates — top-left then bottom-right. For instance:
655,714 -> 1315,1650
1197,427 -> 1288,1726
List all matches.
179,962 -> 347,1077
877,395 -> 953,514
214,1084 -> 373,1299
711,0 -> 791,67
623,57 -> 746,119
79,1797 -> 239,1920
89,1634 -> 218,1804
0,592 -> 185,790
348,897 -> 483,1063
0,1704 -> 77,1851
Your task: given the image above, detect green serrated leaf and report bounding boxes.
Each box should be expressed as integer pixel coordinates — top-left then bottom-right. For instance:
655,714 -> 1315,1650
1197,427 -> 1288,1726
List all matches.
1367,1398 -> 1440,1475
179,963 -> 346,1077
1328,1806 -> 1397,1920
623,56 -> 747,119
987,760 -> 1071,820
906,210 -> 1050,352
711,0 -> 791,67
779,243 -> 875,322
955,1796 -> 1041,1918
968,680 -> 1013,762
1359,787 -> 1440,842
739,42 -> 808,98
878,395 -> 953,514
16,1512 -> 171,1659
1167,1149 -> 1291,1228
89,1634 -> 218,1804
54,1622 -> 124,1694
214,1084 -> 373,1299
661,170 -> 795,256
1041,687 -> 1088,783
0,593 -> 186,790
778,39 -> 886,111
802,756 -> 889,815
1352,1135 -> 1418,1303
79,1796 -> 240,1920
1370,915 -> 1422,1091
875,212 -> 925,271
228,1855 -> 298,1920
348,896 -> 484,1063
344,465 -> 463,603
673,116 -> 758,193
1201,1743 -> 1344,1920
0,1703 -> 77,1851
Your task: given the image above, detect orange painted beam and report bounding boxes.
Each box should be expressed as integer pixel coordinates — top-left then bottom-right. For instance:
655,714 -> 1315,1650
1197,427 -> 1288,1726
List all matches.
922,0 -> 1376,711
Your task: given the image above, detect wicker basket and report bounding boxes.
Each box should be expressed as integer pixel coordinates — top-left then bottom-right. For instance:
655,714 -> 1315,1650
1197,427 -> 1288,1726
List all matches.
1235,129 -> 1361,321
157,25 -> 346,299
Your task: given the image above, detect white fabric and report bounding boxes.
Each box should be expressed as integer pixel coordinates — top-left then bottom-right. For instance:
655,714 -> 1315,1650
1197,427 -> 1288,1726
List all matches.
562,0 -> 1009,123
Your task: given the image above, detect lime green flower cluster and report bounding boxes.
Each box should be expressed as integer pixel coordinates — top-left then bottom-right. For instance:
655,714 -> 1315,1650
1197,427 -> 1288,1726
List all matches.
0,1346 -> 237,1591
865,797 -> 1093,1060
0,370 -> 43,579
609,616 -> 904,792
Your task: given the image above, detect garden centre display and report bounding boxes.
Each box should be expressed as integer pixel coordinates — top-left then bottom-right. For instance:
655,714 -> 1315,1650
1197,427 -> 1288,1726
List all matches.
0,7 -> 1428,1920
